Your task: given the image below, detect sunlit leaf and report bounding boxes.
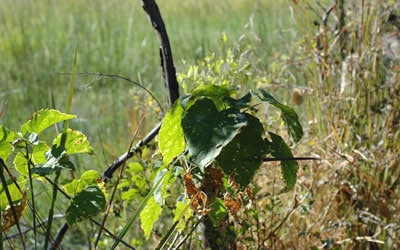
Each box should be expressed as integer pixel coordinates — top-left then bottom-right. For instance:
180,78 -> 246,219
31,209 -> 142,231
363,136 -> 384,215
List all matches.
182,98 -> 247,171
159,101 -> 186,165
0,126 -> 15,160
184,84 -> 232,109
265,132 -> 298,190
140,196 -> 162,239
66,185 -> 106,225
32,141 -> 50,164
63,170 -> 101,196
217,114 -> 266,187
254,89 -> 303,142
53,129 -> 94,155
20,109 -> 76,135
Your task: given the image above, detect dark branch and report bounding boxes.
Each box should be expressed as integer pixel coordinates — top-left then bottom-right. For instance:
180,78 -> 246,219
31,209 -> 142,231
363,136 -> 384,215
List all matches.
263,157 -> 320,162
101,122 -> 161,181
142,0 -> 180,107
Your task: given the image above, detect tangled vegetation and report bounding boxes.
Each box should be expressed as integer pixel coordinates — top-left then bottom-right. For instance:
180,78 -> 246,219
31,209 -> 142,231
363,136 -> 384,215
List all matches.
1,0 -> 399,249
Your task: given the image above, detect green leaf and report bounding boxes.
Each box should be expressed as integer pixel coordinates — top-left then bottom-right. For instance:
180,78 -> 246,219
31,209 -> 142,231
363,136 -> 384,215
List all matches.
254,89 -> 303,142
0,126 -> 15,161
63,170 -> 101,196
223,92 -> 252,109
140,196 -> 162,239
32,141 -> 50,164
159,101 -> 186,164
13,152 -> 29,176
182,98 -> 247,171
217,114 -> 266,187
20,109 -> 76,135
184,84 -> 232,109
53,129 -> 94,155
66,185 -> 106,225
31,145 -> 74,176
14,142 -> 49,181
265,132 -> 298,190
192,84 -> 231,97
208,198 -> 228,223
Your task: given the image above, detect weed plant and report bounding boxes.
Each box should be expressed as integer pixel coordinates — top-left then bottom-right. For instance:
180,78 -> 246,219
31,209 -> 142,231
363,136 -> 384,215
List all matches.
0,0 -> 399,249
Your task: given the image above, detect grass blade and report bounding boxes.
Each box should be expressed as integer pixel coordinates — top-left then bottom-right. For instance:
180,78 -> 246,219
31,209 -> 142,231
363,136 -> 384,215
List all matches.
110,170 -> 167,250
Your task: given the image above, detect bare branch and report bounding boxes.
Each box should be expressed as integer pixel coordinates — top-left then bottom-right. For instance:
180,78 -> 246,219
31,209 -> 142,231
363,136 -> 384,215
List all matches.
142,0 -> 180,107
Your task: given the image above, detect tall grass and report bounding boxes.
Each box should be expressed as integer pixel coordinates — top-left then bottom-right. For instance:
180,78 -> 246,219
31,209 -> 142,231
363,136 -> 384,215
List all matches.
0,0 -> 292,161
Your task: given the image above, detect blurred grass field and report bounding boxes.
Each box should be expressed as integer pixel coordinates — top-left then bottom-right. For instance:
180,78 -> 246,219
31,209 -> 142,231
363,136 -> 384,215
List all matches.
0,0 -> 293,159
1,0 -> 399,248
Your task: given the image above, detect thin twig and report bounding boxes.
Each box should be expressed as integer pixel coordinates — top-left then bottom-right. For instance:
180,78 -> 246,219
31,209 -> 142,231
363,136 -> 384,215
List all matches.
263,157 -> 320,162
0,158 -> 26,249
54,72 -> 164,115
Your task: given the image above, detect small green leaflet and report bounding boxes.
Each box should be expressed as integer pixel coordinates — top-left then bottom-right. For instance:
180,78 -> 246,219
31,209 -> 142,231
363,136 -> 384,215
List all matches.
181,98 -> 247,171
63,170 -> 102,196
140,196 -> 162,239
265,132 -> 298,190
53,129 -> 94,155
66,185 -> 106,225
20,109 -> 76,135
159,101 -> 186,165
0,126 -> 15,160
254,89 -> 303,143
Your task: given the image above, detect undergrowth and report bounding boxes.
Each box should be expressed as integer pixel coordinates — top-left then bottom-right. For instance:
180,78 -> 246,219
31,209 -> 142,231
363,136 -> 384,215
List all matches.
1,0 -> 399,249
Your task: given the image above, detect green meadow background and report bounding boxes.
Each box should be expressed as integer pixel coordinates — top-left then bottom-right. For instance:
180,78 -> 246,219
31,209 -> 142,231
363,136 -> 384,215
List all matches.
0,0 -> 294,160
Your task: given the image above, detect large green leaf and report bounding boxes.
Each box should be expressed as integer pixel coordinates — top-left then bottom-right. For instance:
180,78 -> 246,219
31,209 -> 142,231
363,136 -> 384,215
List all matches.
265,132 -> 298,190
20,109 -> 76,135
217,114 -> 266,187
53,129 -> 94,155
181,98 -> 247,171
254,89 -> 303,142
159,101 -> 186,165
66,185 -> 106,225
140,196 -> 162,239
